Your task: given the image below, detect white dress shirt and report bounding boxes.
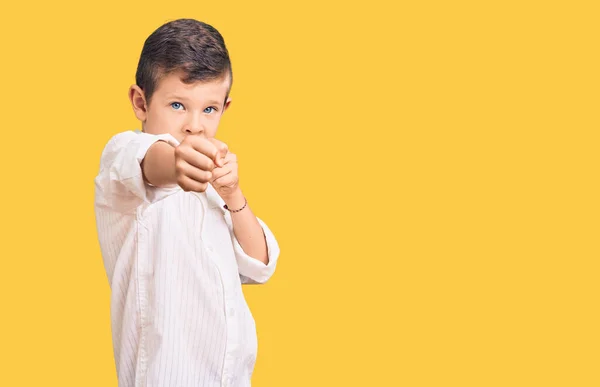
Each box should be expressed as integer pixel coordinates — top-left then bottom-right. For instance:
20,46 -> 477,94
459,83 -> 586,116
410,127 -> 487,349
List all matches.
94,130 -> 280,387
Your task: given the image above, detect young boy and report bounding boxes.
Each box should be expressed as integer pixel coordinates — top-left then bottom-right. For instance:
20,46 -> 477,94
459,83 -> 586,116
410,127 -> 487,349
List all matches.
94,19 -> 280,387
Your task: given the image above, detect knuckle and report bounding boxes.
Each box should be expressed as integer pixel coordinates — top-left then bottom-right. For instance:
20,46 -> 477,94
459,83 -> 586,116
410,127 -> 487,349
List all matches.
174,145 -> 186,158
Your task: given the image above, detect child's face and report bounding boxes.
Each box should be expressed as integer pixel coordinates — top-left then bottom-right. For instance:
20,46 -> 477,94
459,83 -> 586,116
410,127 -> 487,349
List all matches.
131,71 -> 231,143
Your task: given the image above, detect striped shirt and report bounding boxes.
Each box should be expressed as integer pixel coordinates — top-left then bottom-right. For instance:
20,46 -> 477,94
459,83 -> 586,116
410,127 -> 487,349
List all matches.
94,130 -> 280,387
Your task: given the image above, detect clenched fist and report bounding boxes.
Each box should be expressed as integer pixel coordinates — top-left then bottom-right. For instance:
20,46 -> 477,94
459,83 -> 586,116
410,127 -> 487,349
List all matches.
174,136 -> 228,193
210,151 -> 239,199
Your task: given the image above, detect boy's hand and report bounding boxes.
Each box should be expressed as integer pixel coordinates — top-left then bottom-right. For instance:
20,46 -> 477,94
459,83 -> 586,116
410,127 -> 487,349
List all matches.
174,136 -> 228,192
210,151 -> 239,199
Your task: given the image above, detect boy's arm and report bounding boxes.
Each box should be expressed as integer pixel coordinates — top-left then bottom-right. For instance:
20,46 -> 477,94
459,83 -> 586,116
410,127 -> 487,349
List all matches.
210,150 -> 280,284
94,131 -> 180,213
220,188 -> 280,284
141,141 -> 177,187
223,188 -> 269,264
143,135 -> 228,190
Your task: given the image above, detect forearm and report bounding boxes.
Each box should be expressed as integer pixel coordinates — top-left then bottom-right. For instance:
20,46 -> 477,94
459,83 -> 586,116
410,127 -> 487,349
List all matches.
224,188 -> 269,264
141,140 -> 177,188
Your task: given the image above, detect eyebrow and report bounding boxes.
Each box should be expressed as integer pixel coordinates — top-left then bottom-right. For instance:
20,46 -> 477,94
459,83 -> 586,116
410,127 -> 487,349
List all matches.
165,94 -> 222,106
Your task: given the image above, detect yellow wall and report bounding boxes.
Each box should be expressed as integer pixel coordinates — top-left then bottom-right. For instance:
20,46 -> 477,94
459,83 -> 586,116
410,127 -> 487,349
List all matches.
0,0 -> 598,385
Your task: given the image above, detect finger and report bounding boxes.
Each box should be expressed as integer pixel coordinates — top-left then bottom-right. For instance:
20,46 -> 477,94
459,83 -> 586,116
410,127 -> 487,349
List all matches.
176,146 -> 215,171
211,173 -> 238,188
211,164 -> 233,182
221,152 -> 237,165
212,171 -> 235,187
188,136 -> 220,162
208,138 -> 229,167
178,161 -> 213,183
214,152 -> 236,168
176,175 -> 209,192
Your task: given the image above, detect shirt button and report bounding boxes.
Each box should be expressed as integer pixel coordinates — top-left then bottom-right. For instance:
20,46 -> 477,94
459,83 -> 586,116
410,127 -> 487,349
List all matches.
206,245 -> 214,253
229,308 -> 235,317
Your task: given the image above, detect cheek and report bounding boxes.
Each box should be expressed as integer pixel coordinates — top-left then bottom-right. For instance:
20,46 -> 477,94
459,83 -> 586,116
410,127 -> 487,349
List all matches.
206,117 -> 222,137
155,110 -> 179,125
146,110 -> 179,134
147,108 -> 166,124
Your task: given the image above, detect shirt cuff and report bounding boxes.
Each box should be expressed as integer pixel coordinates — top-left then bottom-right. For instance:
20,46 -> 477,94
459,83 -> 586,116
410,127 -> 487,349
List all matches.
233,217 -> 280,284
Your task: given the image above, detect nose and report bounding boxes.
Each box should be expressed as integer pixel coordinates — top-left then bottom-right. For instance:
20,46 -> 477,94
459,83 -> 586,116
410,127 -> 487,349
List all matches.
182,113 -> 204,136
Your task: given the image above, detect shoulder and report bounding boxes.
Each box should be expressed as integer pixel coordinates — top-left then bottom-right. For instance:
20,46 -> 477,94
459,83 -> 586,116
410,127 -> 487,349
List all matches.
103,130 -> 142,151
98,130 -> 145,167
98,130 -> 181,171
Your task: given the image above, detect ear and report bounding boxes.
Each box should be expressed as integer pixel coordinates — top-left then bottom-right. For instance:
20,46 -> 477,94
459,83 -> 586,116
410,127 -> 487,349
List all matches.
223,97 -> 232,113
129,85 -> 148,122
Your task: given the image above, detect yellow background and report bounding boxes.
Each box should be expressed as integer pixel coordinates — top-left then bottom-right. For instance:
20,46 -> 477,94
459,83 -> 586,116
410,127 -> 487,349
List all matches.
0,0 -> 598,386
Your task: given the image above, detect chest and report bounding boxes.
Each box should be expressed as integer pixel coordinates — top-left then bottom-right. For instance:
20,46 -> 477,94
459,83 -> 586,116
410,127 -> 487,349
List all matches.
138,190 -> 239,279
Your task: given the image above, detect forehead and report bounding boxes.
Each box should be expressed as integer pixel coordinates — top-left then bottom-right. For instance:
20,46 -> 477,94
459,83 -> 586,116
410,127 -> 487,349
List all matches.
154,71 -> 230,100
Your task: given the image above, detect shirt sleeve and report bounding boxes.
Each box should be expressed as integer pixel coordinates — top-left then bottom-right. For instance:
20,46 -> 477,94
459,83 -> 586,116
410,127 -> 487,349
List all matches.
228,216 -> 280,284
94,130 -> 180,213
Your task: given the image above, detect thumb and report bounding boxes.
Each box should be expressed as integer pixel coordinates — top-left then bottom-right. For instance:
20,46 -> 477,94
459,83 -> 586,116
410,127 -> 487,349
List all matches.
208,138 -> 229,167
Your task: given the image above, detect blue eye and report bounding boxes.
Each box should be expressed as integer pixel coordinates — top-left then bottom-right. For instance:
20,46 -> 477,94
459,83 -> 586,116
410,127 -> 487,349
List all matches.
171,102 -> 184,110
204,107 -> 216,114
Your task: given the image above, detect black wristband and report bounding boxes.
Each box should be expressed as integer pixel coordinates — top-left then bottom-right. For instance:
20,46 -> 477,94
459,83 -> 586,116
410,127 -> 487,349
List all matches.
223,197 -> 247,213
